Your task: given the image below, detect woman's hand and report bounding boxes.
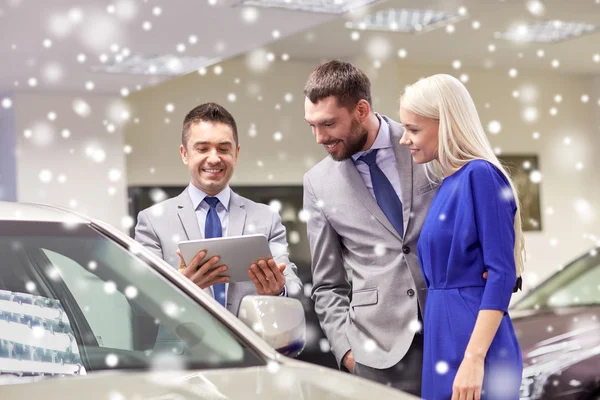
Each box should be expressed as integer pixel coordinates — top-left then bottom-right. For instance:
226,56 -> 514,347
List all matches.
451,355 -> 485,400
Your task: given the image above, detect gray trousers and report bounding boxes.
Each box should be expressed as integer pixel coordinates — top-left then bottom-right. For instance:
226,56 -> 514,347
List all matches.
353,332 -> 423,396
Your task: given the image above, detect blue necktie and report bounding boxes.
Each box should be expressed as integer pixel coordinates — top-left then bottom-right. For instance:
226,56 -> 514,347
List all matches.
358,149 -> 404,238
204,196 -> 226,307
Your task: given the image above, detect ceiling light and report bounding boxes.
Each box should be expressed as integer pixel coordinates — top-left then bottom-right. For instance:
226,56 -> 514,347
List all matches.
344,8 -> 468,33
496,20 -> 597,43
90,54 -> 218,76
235,0 -> 381,15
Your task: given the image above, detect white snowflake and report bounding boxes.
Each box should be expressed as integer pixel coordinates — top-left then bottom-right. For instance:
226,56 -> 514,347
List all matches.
374,244 -> 386,256
39,169 -> 53,183
435,361 -> 449,375
487,120 -> 502,135
162,301 -> 180,317
409,319 -> 422,333
105,354 -> 119,368
72,99 -> 91,117
366,36 -> 392,60
25,281 -> 36,292
529,170 -> 542,184
269,199 -> 282,213
298,209 -> 310,223
125,286 -> 138,299
526,0 -> 545,16
241,7 -> 259,24
303,283 -> 313,298
288,231 -> 300,244
364,339 -> 377,352
104,281 -> 117,294
121,216 -> 134,229
522,107 -> 538,123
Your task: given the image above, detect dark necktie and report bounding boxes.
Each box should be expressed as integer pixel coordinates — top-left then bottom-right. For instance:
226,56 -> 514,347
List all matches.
204,196 -> 226,307
358,149 -> 404,238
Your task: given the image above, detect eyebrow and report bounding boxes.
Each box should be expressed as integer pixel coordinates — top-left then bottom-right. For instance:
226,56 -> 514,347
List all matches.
193,141 -> 233,146
305,118 -> 337,125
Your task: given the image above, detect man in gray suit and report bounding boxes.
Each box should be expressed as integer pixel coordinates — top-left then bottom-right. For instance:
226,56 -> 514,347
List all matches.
135,102 -> 302,317
302,61 -> 438,395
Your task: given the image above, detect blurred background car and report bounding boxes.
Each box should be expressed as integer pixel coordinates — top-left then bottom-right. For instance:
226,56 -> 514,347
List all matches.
512,247 -> 600,400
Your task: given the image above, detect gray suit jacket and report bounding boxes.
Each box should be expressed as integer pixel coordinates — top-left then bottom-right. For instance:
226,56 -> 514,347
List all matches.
303,116 -> 439,370
134,187 -> 303,316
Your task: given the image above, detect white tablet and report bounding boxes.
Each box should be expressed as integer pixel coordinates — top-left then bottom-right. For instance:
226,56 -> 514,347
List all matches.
178,234 -> 272,282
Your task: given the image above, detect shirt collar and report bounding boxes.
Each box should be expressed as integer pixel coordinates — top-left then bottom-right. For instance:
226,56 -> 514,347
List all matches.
351,113 -> 392,162
188,183 -> 231,211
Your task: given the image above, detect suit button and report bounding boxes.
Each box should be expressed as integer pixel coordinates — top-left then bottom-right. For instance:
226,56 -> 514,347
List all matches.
407,289 -> 415,297
402,246 -> 411,254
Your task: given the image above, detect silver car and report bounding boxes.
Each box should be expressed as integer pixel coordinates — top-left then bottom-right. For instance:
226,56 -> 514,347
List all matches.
0,201 -> 415,399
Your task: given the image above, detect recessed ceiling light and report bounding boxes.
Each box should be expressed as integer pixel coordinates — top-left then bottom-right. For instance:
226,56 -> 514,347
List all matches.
497,20 -> 597,43
344,8 -> 468,33
235,0 -> 381,14
90,54 -> 218,77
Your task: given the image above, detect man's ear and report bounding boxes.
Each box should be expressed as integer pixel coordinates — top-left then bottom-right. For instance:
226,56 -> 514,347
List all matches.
180,144 -> 188,165
355,99 -> 371,122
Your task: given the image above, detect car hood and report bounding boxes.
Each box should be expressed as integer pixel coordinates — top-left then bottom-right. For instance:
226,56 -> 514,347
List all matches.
0,361 -> 417,400
511,306 -> 600,373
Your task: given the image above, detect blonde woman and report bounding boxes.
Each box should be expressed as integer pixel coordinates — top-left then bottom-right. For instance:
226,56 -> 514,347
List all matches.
399,74 -> 524,400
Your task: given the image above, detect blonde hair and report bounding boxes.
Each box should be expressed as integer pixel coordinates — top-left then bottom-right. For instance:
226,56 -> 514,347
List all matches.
399,74 -> 525,277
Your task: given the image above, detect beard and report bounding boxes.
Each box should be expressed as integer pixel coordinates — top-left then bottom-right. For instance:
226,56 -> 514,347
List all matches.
330,118 -> 369,161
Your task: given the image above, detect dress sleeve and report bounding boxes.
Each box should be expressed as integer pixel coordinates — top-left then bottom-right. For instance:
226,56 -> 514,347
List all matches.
469,161 -> 518,313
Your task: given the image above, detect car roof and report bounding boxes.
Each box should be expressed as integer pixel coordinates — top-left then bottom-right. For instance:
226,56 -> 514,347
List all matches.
0,201 -> 90,224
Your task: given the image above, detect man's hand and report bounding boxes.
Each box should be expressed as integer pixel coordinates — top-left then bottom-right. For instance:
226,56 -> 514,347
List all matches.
342,350 -> 355,374
248,258 -> 286,296
177,249 -> 229,289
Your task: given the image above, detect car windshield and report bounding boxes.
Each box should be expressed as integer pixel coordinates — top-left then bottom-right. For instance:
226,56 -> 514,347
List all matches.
513,247 -> 600,310
0,220 -> 265,379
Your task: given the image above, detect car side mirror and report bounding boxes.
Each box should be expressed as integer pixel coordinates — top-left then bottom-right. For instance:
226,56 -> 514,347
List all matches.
237,296 -> 306,358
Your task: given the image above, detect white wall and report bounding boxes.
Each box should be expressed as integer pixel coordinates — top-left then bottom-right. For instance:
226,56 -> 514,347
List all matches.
13,92 -> 128,231
124,54 -> 600,293
124,57 -> 322,187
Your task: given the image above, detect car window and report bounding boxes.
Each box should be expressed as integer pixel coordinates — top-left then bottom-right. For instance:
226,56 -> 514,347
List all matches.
42,249 -> 133,350
514,248 -> 600,310
0,220 -> 265,379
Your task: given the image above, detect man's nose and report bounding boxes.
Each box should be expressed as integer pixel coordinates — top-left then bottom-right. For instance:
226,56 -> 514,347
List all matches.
206,151 -> 220,164
314,128 -> 328,144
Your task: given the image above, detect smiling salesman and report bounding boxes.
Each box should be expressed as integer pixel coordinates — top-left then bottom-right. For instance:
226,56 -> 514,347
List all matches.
134,102 -> 302,316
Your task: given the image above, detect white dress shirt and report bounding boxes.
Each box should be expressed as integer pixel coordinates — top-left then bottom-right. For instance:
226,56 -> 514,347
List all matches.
351,114 -> 403,202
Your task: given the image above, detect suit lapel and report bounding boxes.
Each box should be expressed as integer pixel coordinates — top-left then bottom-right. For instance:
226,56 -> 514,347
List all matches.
176,188 -> 202,240
337,160 -> 401,240
227,191 -> 247,237
386,116 -> 413,236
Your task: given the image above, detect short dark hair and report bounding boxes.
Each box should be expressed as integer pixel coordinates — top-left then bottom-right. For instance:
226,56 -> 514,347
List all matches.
303,60 -> 372,110
182,102 -> 238,147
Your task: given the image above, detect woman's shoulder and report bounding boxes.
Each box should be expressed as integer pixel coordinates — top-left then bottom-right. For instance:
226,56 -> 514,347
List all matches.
460,159 -> 508,183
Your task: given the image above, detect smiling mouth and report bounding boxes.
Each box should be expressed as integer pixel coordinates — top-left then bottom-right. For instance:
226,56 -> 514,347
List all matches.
202,168 -> 224,174
324,141 -> 341,151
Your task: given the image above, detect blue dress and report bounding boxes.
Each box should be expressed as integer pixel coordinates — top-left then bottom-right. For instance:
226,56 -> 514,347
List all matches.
417,160 -> 523,399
